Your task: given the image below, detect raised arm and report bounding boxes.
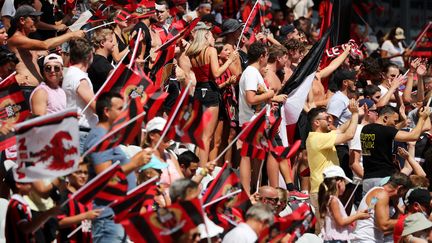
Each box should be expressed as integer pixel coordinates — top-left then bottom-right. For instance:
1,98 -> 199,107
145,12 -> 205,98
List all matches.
9,30 -> 84,51
209,47 -> 238,78
334,99 -> 359,145
395,107 -> 431,142
319,45 -> 351,79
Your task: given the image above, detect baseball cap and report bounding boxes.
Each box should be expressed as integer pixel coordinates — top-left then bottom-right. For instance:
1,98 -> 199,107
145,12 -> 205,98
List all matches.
146,117 -> 166,133
323,165 -> 353,183
279,24 -> 295,36
43,53 -> 63,66
194,22 -> 212,31
395,27 -> 406,40
405,188 -> 432,206
139,155 -> 168,171
220,19 -> 243,37
14,5 -> 43,19
402,212 -> 432,236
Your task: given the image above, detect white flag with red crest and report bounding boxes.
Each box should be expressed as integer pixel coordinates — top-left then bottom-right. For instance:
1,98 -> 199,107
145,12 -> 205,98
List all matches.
14,108 -> 80,182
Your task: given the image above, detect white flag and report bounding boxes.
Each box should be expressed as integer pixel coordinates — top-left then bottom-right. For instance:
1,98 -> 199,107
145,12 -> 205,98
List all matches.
14,109 -> 80,182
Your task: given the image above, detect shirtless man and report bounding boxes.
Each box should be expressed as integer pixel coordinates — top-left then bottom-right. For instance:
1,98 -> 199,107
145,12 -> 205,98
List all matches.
7,5 -> 84,86
265,45 -> 305,196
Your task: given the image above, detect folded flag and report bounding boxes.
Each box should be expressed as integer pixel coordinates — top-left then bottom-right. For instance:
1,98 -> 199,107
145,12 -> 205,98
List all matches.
14,109 -> 79,182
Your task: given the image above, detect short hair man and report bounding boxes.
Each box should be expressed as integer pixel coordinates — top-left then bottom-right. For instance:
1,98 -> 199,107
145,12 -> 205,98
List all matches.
360,105 -> 431,195
177,151 -> 199,179
223,203 -> 274,243
84,92 -> 152,243
306,101 -> 359,232
88,28 -> 114,93
7,5 -> 84,86
353,173 -> 413,242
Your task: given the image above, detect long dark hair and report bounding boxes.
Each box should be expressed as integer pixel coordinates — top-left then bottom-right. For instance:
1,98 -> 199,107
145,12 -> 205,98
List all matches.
318,177 -> 340,219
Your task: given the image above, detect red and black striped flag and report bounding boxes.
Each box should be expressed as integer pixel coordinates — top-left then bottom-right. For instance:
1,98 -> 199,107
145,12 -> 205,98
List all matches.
149,19 -> 200,89
242,0 -> 263,43
258,203 -> 316,243
121,199 -> 204,243
99,63 -> 156,103
0,73 -> 30,151
164,94 -> 211,149
203,164 -> 251,230
93,97 -> 144,153
111,177 -> 158,223
411,22 -> 432,58
268,116 -> 301,161
239,108 -> 268,159
144,90 -> 169,122
93,168 -> 128,206
71,162 -> 122,205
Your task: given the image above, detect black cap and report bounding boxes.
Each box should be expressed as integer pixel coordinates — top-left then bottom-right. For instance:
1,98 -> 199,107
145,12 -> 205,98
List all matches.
279,24 -> 295,36
407,188 -> 432,206
201,14 -> 218,26
14,5 -> 43,20
220,18 -> 243,37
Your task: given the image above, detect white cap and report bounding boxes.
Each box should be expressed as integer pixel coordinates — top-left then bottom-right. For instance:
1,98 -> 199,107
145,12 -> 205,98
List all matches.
323,165 -> 352,184
43,53 -> 63,66
146,117 -> 166,133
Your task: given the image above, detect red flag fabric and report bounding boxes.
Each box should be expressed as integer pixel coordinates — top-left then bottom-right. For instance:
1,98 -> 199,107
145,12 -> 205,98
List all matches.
71,162 -> 122,205
258,203 -> 316,243
111,177 -> 158,223
14,109 -> 79,182
93,97 -> 144,152
239,108 -> 268,149
93,169 -> 128,206
242,0 -> 262,43
268,117 -> 301,161
411,22 -> 432,58
164,95 -> 211,149
144,90 -> 169,122
150,46 -> 176,89
0,73 -> 30,151
240,142 -> 267,160
203,166 -> 251,230
99,63 -> 156,102
121,199 -> 204,243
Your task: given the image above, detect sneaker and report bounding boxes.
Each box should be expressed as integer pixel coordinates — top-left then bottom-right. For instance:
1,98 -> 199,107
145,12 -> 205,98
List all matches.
288,190 -> 309,200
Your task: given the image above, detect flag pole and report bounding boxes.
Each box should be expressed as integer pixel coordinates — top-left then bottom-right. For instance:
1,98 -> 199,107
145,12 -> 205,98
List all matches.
81,50 -> 130,115
203,189 -> 242,208
214,107 -> 267,162
153,81 -> 192,150
128,28 -> 142,70
84,21 -> 115,33
236,0 -> 260,50
407,21 -> 432,50
344,181 -> 361,209
67,200 -> 118,239
81,111 -> 147,158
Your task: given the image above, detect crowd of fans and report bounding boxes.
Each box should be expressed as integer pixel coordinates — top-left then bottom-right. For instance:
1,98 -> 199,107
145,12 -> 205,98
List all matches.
1,0 -> 432,242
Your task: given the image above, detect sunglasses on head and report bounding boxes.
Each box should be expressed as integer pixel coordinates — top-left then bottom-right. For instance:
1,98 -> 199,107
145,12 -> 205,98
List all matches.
44,65 -> 62,73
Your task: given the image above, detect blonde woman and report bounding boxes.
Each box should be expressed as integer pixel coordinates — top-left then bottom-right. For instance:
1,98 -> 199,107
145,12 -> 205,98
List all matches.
185,23 -> 238,166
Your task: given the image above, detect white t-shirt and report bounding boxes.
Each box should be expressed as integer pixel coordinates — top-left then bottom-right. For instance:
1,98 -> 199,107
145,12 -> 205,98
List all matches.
286,0 -> 314,20
239,66 -> 267,126
381,40 -> 405,68
327,91 -> 351,127
0,198 -> 8,243
222,222 -> 258,243
348,124 -> 364,183
62,66 -> 98,128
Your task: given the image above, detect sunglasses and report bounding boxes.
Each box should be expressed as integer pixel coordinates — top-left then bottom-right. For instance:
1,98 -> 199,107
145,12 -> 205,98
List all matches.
264,196 -> 279,204
44,65 -> 62,73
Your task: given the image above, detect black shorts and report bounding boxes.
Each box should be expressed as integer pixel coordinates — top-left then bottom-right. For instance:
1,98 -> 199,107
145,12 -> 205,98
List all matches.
194,82 -> 220,108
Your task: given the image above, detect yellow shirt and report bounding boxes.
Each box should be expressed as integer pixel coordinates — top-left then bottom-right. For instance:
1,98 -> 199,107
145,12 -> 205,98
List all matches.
306,131 -> 339,193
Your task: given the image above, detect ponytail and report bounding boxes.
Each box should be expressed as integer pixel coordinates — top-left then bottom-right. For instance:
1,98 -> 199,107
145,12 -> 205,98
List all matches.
318,177 -> 339,219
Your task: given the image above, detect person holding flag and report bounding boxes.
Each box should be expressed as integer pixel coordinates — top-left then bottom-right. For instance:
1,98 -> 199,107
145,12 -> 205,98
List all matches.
185,22 -> 239,167
84,92 -> 152,243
